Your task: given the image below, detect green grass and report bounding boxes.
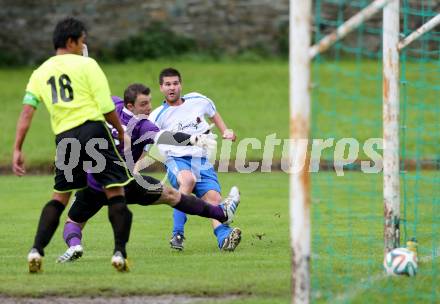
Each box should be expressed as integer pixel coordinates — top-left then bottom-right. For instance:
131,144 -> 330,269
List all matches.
1,59 -> 438,165
0,59 -> 289,165
0,172 -> 438,303
312,58 -> 440,160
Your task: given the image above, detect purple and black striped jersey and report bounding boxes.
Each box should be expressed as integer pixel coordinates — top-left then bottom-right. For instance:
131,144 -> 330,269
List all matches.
87,96 -> 160,191
111,96 -> 159,161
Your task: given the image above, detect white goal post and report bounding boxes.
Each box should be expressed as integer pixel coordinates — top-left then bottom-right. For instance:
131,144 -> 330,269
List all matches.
289,0 -> 312,303
289,0 -> 440,302
398,14 -> 440,51
382,0 -> 401,255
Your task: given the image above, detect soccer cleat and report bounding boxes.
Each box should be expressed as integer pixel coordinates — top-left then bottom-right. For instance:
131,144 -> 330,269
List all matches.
111,251 -> 129,272
220,227 -> 242,252
220,186 -> 240,225
56,245 -> 83,263
169,233 -> 185,251
27,248 -> 43,273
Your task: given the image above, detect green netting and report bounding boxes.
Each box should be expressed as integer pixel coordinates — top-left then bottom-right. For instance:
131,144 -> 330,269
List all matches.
310,0 -> 439,302
400,3 -> 439,304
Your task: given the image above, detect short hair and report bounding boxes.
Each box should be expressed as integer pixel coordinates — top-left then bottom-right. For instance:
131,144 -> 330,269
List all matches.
123,83 -> 151,107
53,17 -> 87,50
159,67 -> 182,85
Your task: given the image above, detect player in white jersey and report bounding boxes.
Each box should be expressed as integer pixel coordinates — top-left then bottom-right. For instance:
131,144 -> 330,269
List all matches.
149,67 -> 241,251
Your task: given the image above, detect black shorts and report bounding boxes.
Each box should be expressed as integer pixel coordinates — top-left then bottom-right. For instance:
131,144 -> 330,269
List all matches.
54,120 -> 132,192
68,175 -> 163,223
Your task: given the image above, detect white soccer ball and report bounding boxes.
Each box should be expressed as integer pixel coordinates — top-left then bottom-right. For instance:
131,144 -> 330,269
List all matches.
383,247 -> 418,277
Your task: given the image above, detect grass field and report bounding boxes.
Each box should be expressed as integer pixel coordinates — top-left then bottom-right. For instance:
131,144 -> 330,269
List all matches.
0,59 -> 289,165
0,172 -> 438,303
0,57 -> 438,303
1,59 -> 439,165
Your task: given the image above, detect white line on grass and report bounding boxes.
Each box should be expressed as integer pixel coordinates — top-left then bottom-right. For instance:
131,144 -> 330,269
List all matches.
332,247 -> 440,303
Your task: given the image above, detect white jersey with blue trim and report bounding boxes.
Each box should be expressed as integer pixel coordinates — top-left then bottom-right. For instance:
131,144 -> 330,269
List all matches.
149,92 -> 217,158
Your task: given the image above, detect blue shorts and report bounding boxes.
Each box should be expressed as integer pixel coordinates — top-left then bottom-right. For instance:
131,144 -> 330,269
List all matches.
166,156 -> 221,198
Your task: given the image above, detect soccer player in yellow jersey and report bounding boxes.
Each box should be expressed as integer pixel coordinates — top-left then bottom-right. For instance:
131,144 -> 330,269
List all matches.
12,17 -> 132,272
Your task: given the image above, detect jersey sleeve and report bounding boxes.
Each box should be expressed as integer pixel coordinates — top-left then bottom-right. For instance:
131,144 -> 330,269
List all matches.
23,71 -> 42,108
22,91 -> 40,108
85,59 -> 115,114
139,121 -> 160,143
202,96 -> 217,117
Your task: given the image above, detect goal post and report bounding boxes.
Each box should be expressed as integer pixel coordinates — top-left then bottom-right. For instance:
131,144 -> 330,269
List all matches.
289,0 -> 312,303
398,14 -> 440,51
382,0 -> 401,255
289,0 -> 439,302
310,0 -> 392,59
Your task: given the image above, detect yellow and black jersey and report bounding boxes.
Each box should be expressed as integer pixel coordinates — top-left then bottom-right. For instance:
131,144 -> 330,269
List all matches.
23,54 -> 114,135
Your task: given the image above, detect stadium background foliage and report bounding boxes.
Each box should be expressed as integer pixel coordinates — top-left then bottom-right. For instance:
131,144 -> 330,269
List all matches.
0,0 -> 438,65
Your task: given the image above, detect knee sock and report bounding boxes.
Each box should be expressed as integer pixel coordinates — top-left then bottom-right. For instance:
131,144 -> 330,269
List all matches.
63,222 -> 82,247
33,200 -> 66,256
172,209 -> 187,236
174,194 -> 227,223
214,224 -> 232,248
108,196 -> 132,258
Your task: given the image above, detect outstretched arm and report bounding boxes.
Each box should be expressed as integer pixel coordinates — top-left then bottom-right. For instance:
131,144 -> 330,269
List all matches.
155,131 -> 217,151
210,112 -> 236,141
13,104 -> 36,176
155,131 -> 191,145
133,131 -> 217,173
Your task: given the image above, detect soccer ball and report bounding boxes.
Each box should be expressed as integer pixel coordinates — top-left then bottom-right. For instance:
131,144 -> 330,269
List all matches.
383,247 -> 418,277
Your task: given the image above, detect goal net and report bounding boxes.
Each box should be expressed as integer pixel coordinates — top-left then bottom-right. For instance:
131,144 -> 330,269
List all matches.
289,0 -> 439,302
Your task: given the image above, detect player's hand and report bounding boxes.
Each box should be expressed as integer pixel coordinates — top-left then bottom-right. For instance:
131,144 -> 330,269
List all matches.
12,150 -> 26,176
190,133 -> 218,155
223,129 -> 236,141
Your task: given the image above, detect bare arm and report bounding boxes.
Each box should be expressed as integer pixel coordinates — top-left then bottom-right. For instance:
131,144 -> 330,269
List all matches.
210,112 -> 236,141
13,105 -> 36,176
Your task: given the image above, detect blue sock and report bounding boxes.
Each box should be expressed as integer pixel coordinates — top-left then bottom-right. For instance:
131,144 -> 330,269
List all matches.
172,209 -> 187,236
214,224 -> 232,248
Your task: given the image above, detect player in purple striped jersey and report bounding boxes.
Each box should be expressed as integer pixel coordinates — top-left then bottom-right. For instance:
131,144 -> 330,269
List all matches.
57,84 -> 240,264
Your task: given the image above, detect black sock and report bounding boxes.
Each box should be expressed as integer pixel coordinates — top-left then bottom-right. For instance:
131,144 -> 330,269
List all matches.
174,194 -> 227,222
108,195 -> 132,258
33,200 -> 65,256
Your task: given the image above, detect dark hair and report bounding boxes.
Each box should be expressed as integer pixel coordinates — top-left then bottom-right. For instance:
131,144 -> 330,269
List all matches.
159,67 -> 182,85
124,83 -> 151,107
53,17 -> 87,50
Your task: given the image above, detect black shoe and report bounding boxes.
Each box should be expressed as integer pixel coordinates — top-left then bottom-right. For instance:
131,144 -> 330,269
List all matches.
169,234 -> 185,251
